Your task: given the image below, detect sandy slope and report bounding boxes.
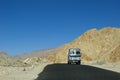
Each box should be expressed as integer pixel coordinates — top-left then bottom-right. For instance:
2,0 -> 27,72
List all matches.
0,63 -> 49,80
84,62 -> 120,73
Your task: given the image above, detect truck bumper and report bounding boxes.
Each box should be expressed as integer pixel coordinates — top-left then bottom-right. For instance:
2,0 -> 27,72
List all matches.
68,60 -> 81,64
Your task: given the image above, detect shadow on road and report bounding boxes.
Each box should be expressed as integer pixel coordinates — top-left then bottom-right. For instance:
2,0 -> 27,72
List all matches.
35,64 -> 120,80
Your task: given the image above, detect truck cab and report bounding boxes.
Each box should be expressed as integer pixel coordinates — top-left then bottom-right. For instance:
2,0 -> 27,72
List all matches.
68,48 -> 81,64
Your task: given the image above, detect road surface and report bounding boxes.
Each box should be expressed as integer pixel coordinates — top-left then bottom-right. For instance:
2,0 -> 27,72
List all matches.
35,64 -> 120,80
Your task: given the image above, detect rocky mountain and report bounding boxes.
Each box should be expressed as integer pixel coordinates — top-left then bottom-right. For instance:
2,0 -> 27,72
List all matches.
1,27 -> 120,65
15,48 -> 58,59
14,48 -> 58,65
0,51 -> 9,59
46,27 -> 120,63
0,48 -> 58,66
0,51 -> 12,66
0,51 -> 28,67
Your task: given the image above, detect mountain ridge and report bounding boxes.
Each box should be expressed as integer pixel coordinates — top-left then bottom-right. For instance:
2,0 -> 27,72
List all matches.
0,27 -> 120,65
46,27 -> 120,63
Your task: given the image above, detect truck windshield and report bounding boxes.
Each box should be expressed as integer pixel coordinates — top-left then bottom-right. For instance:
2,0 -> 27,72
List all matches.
76,51 -> 80,54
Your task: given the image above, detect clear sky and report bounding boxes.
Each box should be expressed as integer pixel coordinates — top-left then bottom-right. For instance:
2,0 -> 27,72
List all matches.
0,0 -> 120,56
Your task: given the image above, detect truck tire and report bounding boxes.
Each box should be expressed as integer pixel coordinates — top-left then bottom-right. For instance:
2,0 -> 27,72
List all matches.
68,61 -> 70,64
76,61 -> 81,65
79,61 -> 81,65
76,62 -> 80,65
68,61 -> 71,64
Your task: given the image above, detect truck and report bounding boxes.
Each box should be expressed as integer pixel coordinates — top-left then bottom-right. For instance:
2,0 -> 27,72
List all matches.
68,48 -> 81,64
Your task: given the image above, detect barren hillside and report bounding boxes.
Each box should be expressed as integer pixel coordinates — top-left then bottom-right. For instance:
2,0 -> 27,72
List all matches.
0,52 -> 29,67
0,52 -> 12,66
15,48 -> 58,59
46,27 -> 120,63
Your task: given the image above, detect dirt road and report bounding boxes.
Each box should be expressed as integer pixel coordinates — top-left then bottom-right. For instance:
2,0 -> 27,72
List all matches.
35,64 -> 120,80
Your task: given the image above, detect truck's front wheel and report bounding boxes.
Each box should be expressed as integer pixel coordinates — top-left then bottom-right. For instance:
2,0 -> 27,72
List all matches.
68,61 -> 71,64
76,61 -> 81,65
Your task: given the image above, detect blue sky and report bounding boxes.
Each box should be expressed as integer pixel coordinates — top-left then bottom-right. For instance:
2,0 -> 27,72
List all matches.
0,0 -> 120,56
